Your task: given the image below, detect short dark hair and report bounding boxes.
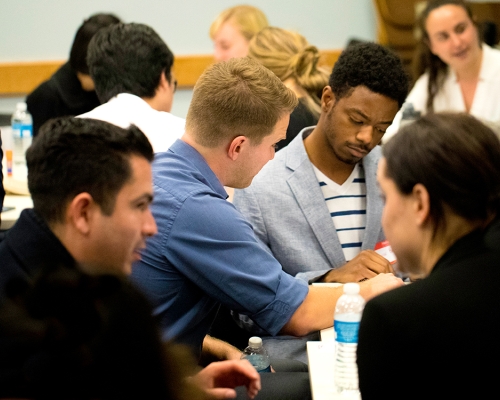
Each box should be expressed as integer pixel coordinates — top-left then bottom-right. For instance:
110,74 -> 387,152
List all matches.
329,42 -> 409,108
27,117 -> 154,224
87,23 -> 174,103
69,13 -> 121,75
383,112 -> 500,235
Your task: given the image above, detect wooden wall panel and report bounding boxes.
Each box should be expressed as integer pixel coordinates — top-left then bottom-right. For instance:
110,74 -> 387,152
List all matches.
0,50 -> 342,96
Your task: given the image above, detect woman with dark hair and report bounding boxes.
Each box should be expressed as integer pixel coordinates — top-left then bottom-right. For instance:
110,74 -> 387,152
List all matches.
384,0 -> 500,142
26,13 -> 121,136
356,112 -> 500,399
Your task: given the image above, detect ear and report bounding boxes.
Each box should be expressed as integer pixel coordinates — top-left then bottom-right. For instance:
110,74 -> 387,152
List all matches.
66,193 -> 97,236
412,183 -> 431,227
156,71 -> 169,92
321,86 -> 336,113
227,135 -> 247,161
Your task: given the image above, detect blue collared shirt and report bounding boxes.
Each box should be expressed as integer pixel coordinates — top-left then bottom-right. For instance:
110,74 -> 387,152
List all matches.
131,140 -> 308,357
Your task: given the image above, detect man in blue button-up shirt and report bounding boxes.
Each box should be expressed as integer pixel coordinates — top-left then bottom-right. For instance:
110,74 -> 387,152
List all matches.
131,57 -> 403,364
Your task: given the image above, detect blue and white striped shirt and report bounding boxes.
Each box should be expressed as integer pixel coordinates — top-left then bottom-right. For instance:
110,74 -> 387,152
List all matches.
314,164 -> 367,261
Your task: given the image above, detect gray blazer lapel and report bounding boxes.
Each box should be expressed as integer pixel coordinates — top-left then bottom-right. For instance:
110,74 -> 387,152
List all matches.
362,145 -> 384,250
285,133 -> 346,268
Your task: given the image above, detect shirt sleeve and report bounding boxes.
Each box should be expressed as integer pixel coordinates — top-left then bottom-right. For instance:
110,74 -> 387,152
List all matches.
163,191 -> 309,336
233,183 -> 331,284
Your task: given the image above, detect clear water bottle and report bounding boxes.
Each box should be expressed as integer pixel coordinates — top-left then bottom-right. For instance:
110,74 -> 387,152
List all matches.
333,283 -> 365,394
11,102 -> 33,167
241,336 -> 271,373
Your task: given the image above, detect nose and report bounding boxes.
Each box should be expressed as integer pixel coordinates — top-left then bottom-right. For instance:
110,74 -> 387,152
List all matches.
143,209 -> 158,237
450,33 -> 462,47
356,125 -> 375,144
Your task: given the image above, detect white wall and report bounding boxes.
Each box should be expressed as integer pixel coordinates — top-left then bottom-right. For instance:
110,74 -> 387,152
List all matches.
0,0 -> 377,117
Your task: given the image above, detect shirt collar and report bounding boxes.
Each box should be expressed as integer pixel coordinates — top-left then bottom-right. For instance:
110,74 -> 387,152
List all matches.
169,139 -> 228,199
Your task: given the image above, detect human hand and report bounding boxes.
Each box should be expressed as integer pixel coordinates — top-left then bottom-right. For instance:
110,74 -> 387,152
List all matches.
191,359 -> 261,399
358,272 -> 404,301
323,250 -> 394,283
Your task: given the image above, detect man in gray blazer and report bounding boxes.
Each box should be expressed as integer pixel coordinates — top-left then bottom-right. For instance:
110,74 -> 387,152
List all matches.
233,42 -> 410,362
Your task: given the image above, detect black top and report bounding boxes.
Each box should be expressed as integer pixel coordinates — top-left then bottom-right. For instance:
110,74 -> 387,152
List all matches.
0,209 -> 74,297
26,62 -> 101,136
0,134 -> 4,214
357,229 -> 500,399
0,208 -> 184,398
276,98 -> 318,152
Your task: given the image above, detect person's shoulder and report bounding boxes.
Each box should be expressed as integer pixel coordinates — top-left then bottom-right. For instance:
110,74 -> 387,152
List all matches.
249,147 -> 290,189
152,150 -> 218,204
77,102 -> 108,121
158,110 -> 186,126
363,145 -> 382,167
26,78 -> 58,105
482,44 -> 500,74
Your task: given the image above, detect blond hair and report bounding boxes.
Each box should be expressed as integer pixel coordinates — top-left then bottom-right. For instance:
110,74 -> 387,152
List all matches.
249,26 -> 329,118
186,57 -> 298,148
209,5 -> 269,41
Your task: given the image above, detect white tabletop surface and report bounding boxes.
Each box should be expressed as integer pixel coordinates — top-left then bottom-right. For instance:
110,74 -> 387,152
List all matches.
308,281 -> 361,400
1,194 -> 33,230
2,125 -> 32,230
307,341 -> 361,400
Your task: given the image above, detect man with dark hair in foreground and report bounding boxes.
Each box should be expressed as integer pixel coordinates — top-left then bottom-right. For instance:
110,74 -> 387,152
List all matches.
0,117 -> 260,399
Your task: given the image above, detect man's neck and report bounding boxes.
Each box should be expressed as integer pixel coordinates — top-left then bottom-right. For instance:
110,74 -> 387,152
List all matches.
143,95 -> 167,113
304,127 -> 357,185
181,133 -> 229,185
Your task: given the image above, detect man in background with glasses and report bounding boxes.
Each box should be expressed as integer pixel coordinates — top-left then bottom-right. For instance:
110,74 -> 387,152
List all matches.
78,22 -> 184,153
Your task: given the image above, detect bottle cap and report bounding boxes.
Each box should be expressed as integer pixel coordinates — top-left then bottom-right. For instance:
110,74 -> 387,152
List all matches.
343,282 -> 360,294
248,336 -> 263,348
16,102 -> 27,112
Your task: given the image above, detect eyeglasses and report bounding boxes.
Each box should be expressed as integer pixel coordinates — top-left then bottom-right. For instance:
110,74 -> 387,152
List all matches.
173,79 -> 178,93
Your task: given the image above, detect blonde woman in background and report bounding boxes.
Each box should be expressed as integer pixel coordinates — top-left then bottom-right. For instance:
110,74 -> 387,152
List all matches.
249,26 -> 329,150
210,5 -> 268,62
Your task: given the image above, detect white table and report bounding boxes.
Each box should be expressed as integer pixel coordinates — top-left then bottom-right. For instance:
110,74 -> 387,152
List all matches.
308,282 -> 361,400
307,341 -> 361,400
1,194 -> 33,230
2,125 -> 32,230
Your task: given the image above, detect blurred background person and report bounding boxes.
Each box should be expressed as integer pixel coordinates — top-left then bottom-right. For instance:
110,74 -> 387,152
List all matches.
357,112 -> 500,399
0,134 -> 4,237
248,26 -> 329,150
384,0 -> 500,142
26,13 -> 121,136
210,4 -> 268,62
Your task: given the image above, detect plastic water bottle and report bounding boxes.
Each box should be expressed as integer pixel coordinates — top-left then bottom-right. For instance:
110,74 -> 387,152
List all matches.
333,283 -> 365,394
11,102 -> 33,168
241,336 -> 271,373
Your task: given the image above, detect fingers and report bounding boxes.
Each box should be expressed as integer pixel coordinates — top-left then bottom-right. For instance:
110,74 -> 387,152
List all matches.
203,359 -> 261,389
205,388 -> 237,399
324,250 -> 394,283
359,272 -> 404,300
358,250 -> 394,274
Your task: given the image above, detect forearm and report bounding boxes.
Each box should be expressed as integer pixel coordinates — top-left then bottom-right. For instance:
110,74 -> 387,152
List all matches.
201,335 -> 242,364
279,286 -> 341,336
